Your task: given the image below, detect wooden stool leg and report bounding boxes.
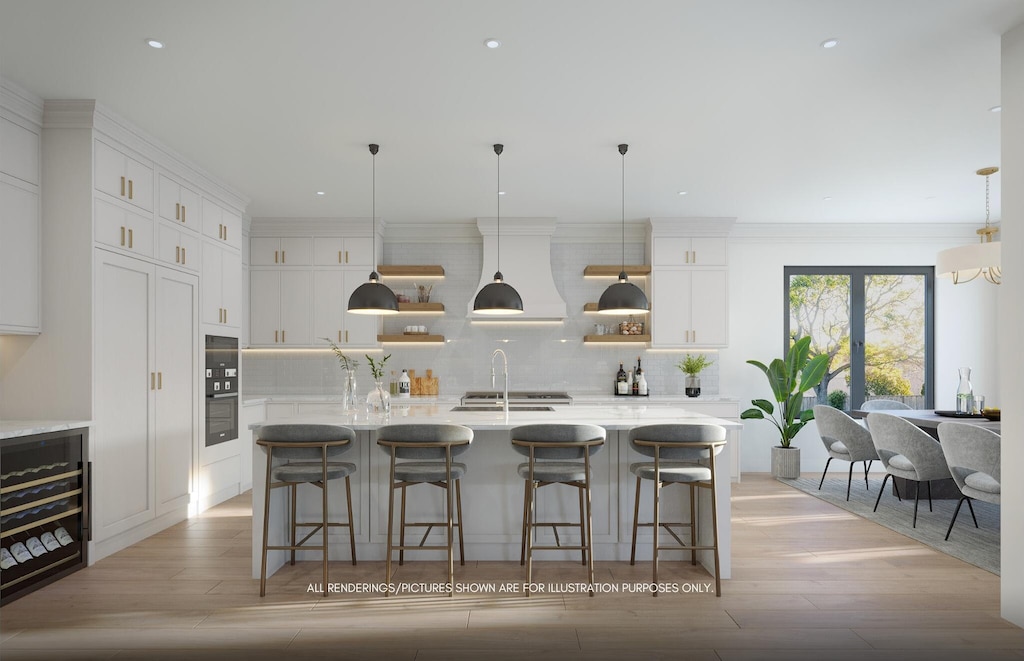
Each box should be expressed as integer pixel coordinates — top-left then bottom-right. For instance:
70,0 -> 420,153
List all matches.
260,448 -> 274,597
630,476 -> 641,565
585,463 -> 595,597
709,454 -> 722,597
525,480 -> 535,596
290,483 -> 297,566
578,485 -> 587,565
385,454 -> 396,597
520,478 -> 529,566
321,474 -> 328,598
446,468 -> 455,598
652,476 -> 661,597
456,478 -> 465,566
345,475 -> 357,566
689,483 -> 697,565
399,485 -> 407,566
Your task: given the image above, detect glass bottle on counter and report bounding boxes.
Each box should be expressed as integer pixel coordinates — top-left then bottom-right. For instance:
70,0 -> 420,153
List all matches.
398,369 -> 411,397
616,362 -> 629,395
956,367 -> 974,414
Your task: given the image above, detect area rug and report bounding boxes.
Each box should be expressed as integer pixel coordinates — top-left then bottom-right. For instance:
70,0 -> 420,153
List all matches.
782,475 -> 1000,575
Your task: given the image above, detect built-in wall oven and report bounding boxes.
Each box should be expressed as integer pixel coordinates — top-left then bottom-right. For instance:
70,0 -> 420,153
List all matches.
205,335 -> 238,447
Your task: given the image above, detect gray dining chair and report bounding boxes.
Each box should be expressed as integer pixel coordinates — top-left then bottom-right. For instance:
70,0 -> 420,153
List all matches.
937,422 -> 1001,540
813,405 -> 879,500
866,412 -> 952,527
861,399 -> 912,411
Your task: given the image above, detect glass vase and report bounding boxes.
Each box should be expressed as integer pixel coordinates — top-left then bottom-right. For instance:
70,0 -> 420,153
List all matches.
366,380 -> 391,417
341,369 -> 357,412
956,367 -> 973,414
685,375 -> 701,398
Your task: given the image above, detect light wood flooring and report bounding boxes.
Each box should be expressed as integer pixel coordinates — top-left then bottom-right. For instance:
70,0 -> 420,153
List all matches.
1,474 -> 1022,660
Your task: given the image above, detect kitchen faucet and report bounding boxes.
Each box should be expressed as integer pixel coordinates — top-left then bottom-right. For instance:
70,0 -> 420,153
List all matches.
491,349 -> 509,416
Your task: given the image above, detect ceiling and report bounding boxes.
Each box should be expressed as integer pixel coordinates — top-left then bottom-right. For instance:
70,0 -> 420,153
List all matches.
2,0 -> 1022,225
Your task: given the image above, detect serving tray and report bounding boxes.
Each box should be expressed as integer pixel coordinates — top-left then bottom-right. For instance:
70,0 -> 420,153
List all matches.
934,410 -> 986,419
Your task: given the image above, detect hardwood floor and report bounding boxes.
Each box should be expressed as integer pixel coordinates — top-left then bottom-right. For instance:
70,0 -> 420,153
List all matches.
2,474 -> 1021,660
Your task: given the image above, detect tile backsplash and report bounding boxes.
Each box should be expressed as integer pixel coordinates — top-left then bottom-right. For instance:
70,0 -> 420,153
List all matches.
242,240 -> 719,398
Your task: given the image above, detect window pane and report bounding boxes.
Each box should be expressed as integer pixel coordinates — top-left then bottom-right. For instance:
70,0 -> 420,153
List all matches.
863,274 -> 927,409
788,274 -> 852,410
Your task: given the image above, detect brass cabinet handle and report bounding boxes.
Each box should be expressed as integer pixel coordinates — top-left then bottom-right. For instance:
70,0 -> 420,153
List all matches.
693,251 -> 697,263
281,329 -> 285,343
274,330 -> 278,343
120,176 -> 125,197
338,330 -> 342,342
345,330 -> 348,343
223,225 -> 227,242
692,330 -> 696,343
176,202 -> 180,220
345,250 -> 349,264
151,372 -> 156,390
281,250 -> 285,263
182,247 -> 186,264
223,308 -> 227,324
157,372 -> 163,390
176,246 -> 181,263
128,179 -> 133,200
120,226 -> 125,246
274,250 -> 279,264
128,228 -> 133,249
181,205 -> 186,223
338,250 -> 342,264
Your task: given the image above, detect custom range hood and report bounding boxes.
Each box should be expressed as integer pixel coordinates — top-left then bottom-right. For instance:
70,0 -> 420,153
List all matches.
468,217 -> 568,320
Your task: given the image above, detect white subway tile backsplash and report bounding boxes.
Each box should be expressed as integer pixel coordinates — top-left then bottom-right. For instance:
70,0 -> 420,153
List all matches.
242,240 -> 718,398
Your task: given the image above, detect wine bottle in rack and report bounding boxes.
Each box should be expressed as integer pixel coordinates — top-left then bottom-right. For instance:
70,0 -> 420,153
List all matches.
54,526 -> 74,546
10,541 -> 33,564
41,529 -> 61,552
1,547 -> 18,569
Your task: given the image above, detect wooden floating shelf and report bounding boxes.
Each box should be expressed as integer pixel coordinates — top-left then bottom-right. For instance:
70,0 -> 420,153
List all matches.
583,334 -> 651,343
583,302 -> 654,313
397,302 -> 445,313
583,265 -> 651,277
377,334 -> 445,344
377,265 -> 445,277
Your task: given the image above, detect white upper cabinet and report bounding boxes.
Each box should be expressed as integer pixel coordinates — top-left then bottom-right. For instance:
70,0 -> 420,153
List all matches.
202,242 -> 241,328
202,198 -> 242,250
157,174 -> 201,233
94,138 -> 154,212
651,236 -> 727,267
251,237 -> 312,266
1,116 -> 39,186
249,269 -> 312,346
0,180 -> 40,332
312,237 -> 373,266
94,196 -> 154,258
156,223 -> 199,272
312,270 -> 379,348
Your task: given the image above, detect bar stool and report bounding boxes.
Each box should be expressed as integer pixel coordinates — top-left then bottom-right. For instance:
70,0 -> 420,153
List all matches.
376,424 -> 473,597
628,423 -> 727,597
256,423 -> 357,597
510,423 -> 606,596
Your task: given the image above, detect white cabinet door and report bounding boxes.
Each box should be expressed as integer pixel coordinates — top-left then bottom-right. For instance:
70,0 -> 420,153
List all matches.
0,117 -> 40,185
652,237 -> 727,266
154,267 -> 198,515
313,270 -> 345,344
158,174 -> 201,232
221,248 -> 241,329
157,224 -> 199,272
221,209 -> 242,250
691,270 -> 728,346
93,250 -> 156,539
249,270 -> 281,345
651,237 -> 691,266
344,237 -> 374,266
651,269 -> 692,347
313,237 -> 374,266
280,270 -> 312,345
94,139 -> 153,212
201,243 -> 224,326
0,180 -> 40,332
250,238 -> 281,266
690,238 -> 727,266
202,198 -> 223,242
251,237 -> 312,265
94,197 -> 154,257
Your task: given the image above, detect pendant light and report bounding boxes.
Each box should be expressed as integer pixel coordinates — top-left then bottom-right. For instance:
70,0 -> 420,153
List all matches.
936,167 -> 1002,285
348,143 -> 399,314
473,143 -> 524,315
598,143 -> 649,314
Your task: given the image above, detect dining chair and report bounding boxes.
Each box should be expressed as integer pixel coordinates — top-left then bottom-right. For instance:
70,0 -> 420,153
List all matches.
937,421 -> 1001,540
813,405 -> 878,500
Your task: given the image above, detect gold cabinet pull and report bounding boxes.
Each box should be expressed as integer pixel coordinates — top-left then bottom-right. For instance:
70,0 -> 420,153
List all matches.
224,308 -> 227,324
181,247 -> 186,264
157,372 -> 163,390
176,246 -> 181,263
151,372 -> 156,390
344,250 -> 349,264
693,251 -> 697,263
175,202 -> 180,220
128,179 -> 133,200
692,330 -> 696,343
281,250 -> 285,263
338,250 -> 342,264
281,330 -> 285,343
128,228 -> 133,249
274,250 -> 279,264
120,226 -> 125,246
181,205 -> 186,223
345,330 -> 348,343
338,330 -> 342,342
120,176 -> 126,197
274,330 -> 279,343
223,225 -> 227,242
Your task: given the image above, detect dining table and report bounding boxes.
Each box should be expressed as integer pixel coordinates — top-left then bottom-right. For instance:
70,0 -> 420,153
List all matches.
850,408 -> 1001,498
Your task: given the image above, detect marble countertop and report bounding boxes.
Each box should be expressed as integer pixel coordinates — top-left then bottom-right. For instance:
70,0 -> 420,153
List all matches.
249,403 -> 742,432
244,394 -> 736,406
1,420 -> 93,440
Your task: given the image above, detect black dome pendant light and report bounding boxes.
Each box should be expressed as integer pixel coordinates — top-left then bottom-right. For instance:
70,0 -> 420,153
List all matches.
598,143 -> 649,315
348,143 -> 399,315
473,143 -> 524,315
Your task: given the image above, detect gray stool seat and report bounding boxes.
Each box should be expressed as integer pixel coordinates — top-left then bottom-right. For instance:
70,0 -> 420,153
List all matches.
377,423 -> 474,598
273,461 -> 356,483
628,423 -> 727,597
511,424 -> 606,596
394,462 -> 468,482
814,405 -> 879,501
964,472 -> 1000,494
630,461 -> 712,483
256,423 -> 358,598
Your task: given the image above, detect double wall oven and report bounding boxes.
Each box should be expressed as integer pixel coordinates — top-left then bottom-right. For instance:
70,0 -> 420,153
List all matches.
205,335 -> 238,447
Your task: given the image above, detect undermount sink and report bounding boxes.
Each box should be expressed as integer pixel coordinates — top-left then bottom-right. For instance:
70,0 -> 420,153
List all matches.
450,405 -> 556,412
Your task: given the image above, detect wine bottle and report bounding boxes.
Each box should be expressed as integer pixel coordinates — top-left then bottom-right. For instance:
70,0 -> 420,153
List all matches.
1,547 -> 18,569
10,542 -> 33,563
41,530 -> 61,552
54,526 -> 74,546
616,362 -> 628,395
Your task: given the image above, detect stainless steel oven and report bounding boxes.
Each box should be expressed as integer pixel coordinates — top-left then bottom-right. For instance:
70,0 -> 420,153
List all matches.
205,335 -> 238,447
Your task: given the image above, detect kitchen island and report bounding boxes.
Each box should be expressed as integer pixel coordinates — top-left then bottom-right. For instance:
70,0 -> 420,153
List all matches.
249,403 -> 741,583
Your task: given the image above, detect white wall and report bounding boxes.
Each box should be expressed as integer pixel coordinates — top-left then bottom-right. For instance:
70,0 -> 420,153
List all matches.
1000,20 -> 1024,628
724,224 -> 999,475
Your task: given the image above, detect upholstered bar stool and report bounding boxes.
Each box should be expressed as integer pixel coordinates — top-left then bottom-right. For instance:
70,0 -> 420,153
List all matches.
376,424 -> 473,597
628,423 -> 727,597
510,424 -> 606,596
256,423 -> 357,597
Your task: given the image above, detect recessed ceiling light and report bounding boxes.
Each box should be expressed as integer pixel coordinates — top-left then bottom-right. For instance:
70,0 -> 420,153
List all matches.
989,105 -> 1002,113
484,38 -> 502,49
822,196 -> 833,201
820,38 -> 839,49
146,38 -> 164,49
498,191 -> 506,196
316,191 -> 325,196
677,191 -> 688,196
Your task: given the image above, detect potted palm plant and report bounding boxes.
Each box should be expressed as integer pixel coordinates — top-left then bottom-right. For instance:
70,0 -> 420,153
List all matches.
740,336 -> 829,479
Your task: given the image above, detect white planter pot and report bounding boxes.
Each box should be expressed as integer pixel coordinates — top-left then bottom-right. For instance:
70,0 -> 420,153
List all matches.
771,446 -> 800,480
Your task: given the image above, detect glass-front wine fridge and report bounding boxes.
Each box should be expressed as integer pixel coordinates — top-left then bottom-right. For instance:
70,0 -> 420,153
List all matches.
1,428 -> 90,605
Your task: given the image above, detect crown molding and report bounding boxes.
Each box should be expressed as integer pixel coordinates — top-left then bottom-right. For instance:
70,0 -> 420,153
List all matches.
250,217 -> 378,237
0,78 -> 44,126
730,222 -> 993,243
648,217 -> 737,236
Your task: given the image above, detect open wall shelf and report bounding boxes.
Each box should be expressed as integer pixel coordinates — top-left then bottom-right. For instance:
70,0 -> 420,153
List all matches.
583,265 -> 651,277
397,302 -> 444,313
378,334 -> 445,344
583,334 -> 650,343
377,265 -> 445,277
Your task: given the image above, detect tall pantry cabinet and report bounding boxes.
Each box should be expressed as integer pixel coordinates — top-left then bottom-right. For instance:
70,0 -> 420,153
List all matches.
29,101 -> 247,561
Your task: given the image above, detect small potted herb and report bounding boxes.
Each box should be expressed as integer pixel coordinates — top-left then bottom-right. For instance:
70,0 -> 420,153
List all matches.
677,353 -> 714,397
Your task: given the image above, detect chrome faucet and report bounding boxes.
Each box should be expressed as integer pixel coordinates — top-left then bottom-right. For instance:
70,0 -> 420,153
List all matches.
491,349 -> 509,416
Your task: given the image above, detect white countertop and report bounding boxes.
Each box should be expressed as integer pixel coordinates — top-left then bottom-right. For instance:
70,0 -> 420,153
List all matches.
249,403 -> 742,432
244,394 -> 735,406
1,420 -> 93,440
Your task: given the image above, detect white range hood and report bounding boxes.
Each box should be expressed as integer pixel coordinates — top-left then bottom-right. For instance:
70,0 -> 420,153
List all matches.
468,217 -> 567,320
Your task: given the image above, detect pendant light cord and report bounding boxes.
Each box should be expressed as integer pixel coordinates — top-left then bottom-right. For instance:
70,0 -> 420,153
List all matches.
497,146 -> 501,274
984,172 -> 990,227
369,143 -> 379,273
621,148 -> 625,270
